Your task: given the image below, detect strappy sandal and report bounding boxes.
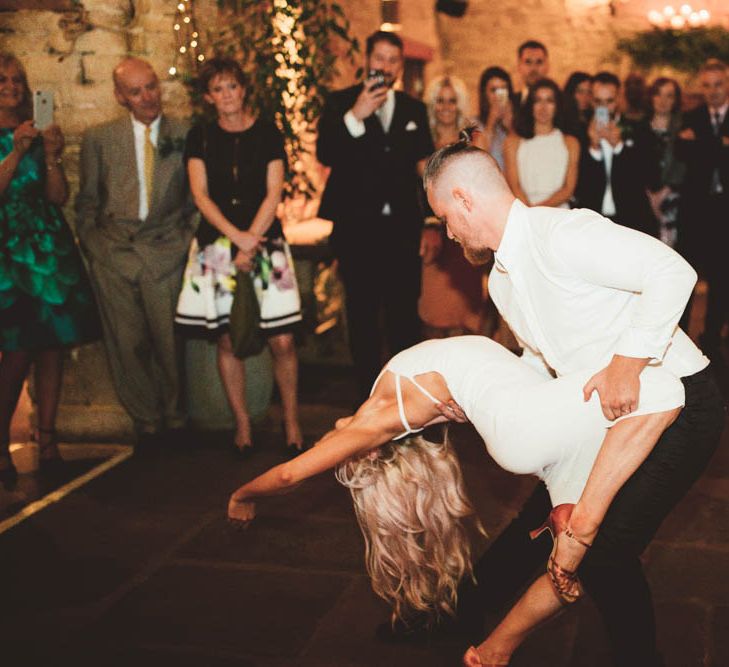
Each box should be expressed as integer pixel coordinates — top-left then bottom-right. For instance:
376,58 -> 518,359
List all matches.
530,503 -> 592,605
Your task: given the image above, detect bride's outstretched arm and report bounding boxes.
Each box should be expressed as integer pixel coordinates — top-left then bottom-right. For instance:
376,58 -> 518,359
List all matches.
227,405 -> 402,523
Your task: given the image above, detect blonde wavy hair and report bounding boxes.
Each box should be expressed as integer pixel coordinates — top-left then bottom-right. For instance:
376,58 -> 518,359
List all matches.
424,75 -> 470,138
335,431 -> 484,625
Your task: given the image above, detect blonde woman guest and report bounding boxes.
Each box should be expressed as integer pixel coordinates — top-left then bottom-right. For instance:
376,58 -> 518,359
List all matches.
227,335 -> 685,665
504,78 -> 580,208
419,75 -> 485,337
182,57 -> 303,456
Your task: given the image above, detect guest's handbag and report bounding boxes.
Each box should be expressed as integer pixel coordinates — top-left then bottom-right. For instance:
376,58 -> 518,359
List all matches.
229,270 -> 265,359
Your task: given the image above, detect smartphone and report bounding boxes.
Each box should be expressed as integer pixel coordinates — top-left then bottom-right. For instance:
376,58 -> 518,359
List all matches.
494,87 -> 509,107
367,69 -> 387,91
594,106 -> 610,128
33,90 -> 54,130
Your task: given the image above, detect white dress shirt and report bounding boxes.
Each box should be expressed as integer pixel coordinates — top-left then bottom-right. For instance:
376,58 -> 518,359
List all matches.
588,120 -> 625,217
489,200 -> 708,379
131,114 -> 161,220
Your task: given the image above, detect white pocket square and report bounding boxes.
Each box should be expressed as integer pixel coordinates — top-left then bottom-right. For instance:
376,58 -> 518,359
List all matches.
405,121 -> 418,131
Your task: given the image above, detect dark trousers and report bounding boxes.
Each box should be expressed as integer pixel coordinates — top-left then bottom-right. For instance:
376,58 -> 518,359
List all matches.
459,366 -> 725,666
334,219 -> 422,401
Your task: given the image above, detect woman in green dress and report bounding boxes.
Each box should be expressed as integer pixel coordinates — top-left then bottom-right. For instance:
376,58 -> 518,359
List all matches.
0,53 -> 99,486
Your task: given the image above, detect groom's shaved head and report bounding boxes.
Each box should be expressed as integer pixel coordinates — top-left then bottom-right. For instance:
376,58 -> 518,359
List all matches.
424,141 -> 515,260
423,142 -> 511,198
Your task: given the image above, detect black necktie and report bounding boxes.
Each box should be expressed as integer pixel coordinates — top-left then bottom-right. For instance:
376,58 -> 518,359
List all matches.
713,111 -> 721,135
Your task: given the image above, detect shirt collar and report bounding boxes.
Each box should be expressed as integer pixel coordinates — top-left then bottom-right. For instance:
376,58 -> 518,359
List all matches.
494,199 -> 527,272
709,102 -> 728,120
131,113 -> 161,136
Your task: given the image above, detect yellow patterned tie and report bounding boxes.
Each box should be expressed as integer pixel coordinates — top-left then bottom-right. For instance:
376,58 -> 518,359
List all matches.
144,125 -> 155,213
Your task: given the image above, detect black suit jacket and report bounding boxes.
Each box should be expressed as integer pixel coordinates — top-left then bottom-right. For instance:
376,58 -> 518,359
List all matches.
675,104 -> 729,264
316,84 -> 434,251
575,119 -> 659,237
676,105 -> 729,201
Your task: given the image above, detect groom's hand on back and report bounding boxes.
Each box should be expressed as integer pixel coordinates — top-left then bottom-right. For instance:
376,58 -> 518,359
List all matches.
583,355 -> 649,421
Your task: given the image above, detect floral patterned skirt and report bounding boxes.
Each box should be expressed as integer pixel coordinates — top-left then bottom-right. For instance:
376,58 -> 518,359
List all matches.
175,236 -> 302,337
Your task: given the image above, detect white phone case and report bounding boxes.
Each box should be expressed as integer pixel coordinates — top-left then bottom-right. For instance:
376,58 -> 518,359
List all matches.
33,90 -> 54,130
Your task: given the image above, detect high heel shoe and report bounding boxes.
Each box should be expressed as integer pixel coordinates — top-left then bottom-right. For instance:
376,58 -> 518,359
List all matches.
282,422 -> 305,458
463,646 -> 509,666
529,503 -> 592,605
35,427 -> 64,473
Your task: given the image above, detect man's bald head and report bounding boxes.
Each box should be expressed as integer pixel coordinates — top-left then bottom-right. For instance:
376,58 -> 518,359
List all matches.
113,57 -> 162,125
424,142 -> 515,262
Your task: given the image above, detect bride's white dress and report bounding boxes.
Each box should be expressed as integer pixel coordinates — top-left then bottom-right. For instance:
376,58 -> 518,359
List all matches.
373,336 -> 684,505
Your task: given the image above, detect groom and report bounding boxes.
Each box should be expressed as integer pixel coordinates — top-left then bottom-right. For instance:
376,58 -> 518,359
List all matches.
422,143 -> 724,666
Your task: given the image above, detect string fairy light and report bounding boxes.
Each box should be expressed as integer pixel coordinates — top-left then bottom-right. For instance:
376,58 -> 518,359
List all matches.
272,0 -> 309,192
169,0 -> 204,78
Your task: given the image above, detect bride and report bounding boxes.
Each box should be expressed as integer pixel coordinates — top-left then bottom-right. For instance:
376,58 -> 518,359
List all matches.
227,335 -> 682,665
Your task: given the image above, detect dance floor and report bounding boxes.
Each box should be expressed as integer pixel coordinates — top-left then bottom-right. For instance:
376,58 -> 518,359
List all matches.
1,360 -> 728,666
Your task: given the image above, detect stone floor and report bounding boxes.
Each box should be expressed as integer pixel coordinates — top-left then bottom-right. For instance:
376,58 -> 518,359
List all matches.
1,358 -> 729,667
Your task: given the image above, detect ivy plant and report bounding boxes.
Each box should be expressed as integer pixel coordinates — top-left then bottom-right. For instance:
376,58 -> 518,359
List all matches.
617,27 -> 729,74
205,0 -> 360,198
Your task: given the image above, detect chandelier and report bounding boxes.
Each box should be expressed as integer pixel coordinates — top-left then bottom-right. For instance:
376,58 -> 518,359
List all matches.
647,4 -> 711,29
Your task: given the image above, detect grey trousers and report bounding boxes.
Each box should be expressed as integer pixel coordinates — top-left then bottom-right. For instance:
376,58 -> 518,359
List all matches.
89,258 -> 186,432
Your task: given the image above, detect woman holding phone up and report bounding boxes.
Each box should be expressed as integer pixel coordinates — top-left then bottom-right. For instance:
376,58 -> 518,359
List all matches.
0,53 -> 99,486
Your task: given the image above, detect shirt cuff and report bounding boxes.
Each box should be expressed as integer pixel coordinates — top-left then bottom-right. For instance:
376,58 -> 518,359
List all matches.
613,327 -> 669,363
613,141 -> 624,155
343,110 -> 366,138
589,146 -> 603,160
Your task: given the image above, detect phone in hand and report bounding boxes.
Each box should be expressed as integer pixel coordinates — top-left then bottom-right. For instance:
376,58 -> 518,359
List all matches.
33,90 -> 54,130
367,69 -> 387,91
594,106 -> 610,128
494,87 -> 509,107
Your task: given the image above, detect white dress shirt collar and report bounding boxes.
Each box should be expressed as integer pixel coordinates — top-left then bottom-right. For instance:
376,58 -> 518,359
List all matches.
709,102 -> 728,124
494,199 -> 528,272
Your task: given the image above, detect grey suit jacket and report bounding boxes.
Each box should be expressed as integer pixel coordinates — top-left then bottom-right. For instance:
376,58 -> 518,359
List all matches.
75,114 -> 196,280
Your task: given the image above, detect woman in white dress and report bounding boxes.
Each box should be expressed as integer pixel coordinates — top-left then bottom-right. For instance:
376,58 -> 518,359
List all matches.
504,78 -> 580,208
227,336 -> 682,665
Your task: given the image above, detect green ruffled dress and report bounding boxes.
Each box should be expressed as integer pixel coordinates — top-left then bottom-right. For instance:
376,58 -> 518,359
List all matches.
0,128 -> 99,351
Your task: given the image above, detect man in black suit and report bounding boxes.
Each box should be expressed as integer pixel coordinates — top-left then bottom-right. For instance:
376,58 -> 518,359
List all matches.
316,30 -> 437,400
676,59 -> 729,356
575,71 -> 659,237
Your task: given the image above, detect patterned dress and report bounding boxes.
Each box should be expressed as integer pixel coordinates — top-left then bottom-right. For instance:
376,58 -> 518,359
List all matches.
0,129 -> 99,351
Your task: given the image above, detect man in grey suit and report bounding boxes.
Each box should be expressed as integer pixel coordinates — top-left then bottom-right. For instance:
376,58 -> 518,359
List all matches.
76,57 -> 195,446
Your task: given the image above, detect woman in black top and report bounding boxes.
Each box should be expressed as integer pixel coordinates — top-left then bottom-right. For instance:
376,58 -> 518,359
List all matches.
184,57 -> 303,455
644,77 -> 686,249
